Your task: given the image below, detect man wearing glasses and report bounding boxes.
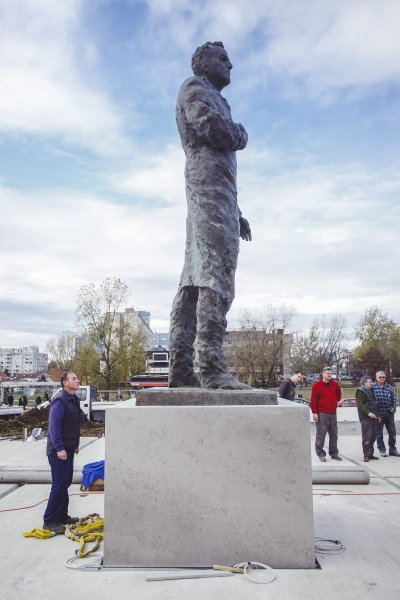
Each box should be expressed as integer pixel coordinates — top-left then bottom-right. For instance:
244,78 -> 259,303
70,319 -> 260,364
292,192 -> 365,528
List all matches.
372,371 -> 399,457
310,366 -> 342,462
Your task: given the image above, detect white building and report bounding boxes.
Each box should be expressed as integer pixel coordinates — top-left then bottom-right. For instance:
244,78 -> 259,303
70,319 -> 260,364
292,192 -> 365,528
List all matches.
0,346 -> 48,375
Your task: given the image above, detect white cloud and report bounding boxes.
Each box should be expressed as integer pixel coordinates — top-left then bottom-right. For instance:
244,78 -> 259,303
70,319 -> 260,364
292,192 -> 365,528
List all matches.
0,0 -> 131,156
4,136 -> 399,339
109,143 -> 185,204
144,0 -> 400,100
232,146 -> 400,318
1,1 -> 400,348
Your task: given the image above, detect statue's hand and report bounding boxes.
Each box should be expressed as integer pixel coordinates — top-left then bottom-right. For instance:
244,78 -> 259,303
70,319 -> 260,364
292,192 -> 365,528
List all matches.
236,123 -> 248,150
239,216 -> 252,241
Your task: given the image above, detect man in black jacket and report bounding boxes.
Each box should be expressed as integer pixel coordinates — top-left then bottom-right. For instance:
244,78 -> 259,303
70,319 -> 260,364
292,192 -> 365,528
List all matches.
278,372 -> 303,401
42,372 -> 81,534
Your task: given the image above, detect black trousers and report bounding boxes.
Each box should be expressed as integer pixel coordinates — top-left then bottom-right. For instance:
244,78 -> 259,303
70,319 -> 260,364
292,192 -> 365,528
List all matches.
43,450 -> 74,524
376,413 -> 397,454
360,417 -> 377,458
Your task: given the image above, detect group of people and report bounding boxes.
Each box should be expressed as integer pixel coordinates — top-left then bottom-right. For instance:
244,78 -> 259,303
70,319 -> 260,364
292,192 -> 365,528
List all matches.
4,390 -> 50,409
356,371 -> 398,461
279,368 -> 399,462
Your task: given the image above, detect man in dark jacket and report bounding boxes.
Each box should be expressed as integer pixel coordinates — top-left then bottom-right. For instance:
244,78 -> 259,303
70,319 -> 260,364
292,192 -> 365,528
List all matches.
42,372 -> 81,534
278,371 -> 303,400
356,375 -> 380,462
310,367 -> 342,462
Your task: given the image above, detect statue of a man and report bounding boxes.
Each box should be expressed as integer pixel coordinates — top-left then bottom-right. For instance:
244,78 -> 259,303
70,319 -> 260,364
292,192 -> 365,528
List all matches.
169,41 -> 251,389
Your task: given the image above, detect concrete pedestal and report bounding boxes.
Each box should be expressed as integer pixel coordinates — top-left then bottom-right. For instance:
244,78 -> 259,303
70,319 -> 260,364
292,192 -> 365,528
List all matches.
135,387 -> 277,406
104,400 -> 315,569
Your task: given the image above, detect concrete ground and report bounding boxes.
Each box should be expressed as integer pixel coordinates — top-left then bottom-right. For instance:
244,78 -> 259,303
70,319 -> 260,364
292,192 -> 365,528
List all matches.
1,410 -> 400,599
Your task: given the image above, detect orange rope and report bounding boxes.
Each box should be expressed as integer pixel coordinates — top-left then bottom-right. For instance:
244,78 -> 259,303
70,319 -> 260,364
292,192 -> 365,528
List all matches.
0,491 -> 103,513
313,492 -> 400,496
1,489 -> 399,512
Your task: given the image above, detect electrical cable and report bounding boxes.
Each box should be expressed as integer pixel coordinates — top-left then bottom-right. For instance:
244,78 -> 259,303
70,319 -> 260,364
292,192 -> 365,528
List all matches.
234,562 -> 276,584
0,491 -> 103,513
64,552 -> 103,570
314,537 -> 345,554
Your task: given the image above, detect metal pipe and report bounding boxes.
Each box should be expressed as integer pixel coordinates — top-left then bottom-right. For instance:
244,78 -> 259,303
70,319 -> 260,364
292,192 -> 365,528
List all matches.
0,465 -> 369,485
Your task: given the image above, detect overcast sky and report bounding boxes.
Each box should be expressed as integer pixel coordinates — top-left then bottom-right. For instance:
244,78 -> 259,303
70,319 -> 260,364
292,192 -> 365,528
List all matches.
1,0 -> 399,351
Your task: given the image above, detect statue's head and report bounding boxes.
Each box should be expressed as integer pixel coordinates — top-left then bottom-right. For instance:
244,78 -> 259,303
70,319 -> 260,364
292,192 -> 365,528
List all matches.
192,41 -> 232,91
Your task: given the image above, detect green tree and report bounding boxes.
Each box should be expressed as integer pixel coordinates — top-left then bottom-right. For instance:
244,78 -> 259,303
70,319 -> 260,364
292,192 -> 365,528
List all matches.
353,306 -> 400,378
75,277 -> 147,388
350,346 -> 386,381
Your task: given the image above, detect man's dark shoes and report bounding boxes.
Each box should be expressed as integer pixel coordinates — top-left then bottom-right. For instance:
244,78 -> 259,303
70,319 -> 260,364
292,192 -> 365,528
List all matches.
364,456 -> 369,462
389,451 -> 400,457
331,455 -> 343,461
43,522 -> 65,535
63,515 -> 79,525
369,455 -> 379,460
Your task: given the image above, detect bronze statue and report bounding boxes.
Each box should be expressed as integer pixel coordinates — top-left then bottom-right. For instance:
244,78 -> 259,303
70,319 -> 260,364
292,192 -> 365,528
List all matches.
169,42 -> 251,389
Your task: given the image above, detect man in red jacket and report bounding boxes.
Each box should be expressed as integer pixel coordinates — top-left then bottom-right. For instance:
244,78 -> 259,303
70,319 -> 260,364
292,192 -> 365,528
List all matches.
310,366 -> 342,462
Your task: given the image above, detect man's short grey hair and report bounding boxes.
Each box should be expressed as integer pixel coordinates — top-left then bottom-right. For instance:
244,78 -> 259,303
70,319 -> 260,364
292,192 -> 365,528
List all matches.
192,41 -> 224,76
360,375 -> 372,386
376,370 -> 386,377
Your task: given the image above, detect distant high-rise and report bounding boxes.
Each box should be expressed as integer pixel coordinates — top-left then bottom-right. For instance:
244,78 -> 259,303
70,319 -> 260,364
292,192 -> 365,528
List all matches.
112,308 -> 153,350
0,346 -> 48,375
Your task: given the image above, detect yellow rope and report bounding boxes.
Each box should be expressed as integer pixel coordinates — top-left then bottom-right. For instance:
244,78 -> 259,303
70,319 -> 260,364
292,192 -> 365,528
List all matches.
23,513 -> 104,556
64,513 -> 104,557
23,528 -> 56,539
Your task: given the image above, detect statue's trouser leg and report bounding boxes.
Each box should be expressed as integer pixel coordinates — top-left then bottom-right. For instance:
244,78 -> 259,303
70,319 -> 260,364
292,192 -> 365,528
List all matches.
168,286 -> 201,387
197,287 -> 251,389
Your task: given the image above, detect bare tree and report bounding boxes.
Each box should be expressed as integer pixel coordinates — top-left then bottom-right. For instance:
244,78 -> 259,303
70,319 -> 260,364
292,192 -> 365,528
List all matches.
290,315 -> 349,378
47,331 -> 76,378
75,277 -> 146,388
225,305 -> 295,386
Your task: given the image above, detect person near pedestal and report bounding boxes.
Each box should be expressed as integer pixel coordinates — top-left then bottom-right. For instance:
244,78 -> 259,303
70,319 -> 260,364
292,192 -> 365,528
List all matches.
278,372 -> 303,401
42,372 -> 81,534
310,367 -> 342,462
372,371 -> 399,457
356,375 -> 380,462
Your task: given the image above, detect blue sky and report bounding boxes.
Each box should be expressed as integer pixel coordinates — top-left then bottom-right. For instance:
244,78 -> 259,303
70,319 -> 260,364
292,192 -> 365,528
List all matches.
1,0 -> 399,351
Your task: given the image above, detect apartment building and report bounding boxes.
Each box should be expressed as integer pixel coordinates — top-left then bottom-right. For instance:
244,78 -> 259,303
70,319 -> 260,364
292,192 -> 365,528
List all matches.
0,346 -> 48,375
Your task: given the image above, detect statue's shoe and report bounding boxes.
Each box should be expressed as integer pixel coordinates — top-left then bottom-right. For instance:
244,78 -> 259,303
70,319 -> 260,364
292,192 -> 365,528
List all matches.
201,372 -> 252,390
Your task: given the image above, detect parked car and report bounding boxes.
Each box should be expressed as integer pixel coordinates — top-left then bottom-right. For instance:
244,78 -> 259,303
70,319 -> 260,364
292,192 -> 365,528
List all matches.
338,398 -> 357,407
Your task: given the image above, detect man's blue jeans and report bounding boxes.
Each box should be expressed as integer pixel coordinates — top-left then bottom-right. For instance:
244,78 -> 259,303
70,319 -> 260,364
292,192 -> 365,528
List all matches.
43,450 -> 74,524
